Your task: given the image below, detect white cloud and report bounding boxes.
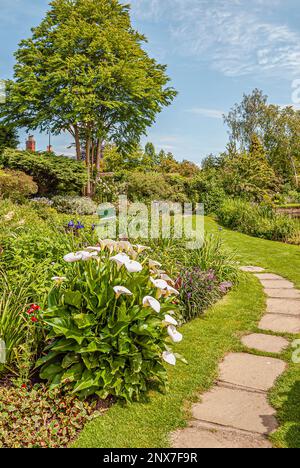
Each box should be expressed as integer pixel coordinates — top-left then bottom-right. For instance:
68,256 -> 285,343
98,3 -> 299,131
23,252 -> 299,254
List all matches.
129,0 -> 300,79
187,108 -> 224,119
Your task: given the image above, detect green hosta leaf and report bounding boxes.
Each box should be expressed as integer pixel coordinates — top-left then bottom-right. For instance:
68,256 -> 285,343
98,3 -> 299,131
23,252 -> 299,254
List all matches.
81,353 -> 100,370
79,341 -> 111,354
35,351 -> 60,369
72,370 -> 98,393
40,363 -> 63,381
61,353 -> 81,369
61,363 -> 83,383
43,317 -> 86,345
63,291 -> 82,309
73,313 -> 96,329
50,338 -> 81,353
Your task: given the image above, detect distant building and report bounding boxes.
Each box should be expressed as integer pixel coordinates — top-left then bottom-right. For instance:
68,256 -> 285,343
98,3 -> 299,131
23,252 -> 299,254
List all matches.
26,135 -> 36,152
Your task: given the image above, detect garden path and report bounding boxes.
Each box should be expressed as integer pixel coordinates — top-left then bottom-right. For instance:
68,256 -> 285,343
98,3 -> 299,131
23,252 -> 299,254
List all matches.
172,267 -> 300,448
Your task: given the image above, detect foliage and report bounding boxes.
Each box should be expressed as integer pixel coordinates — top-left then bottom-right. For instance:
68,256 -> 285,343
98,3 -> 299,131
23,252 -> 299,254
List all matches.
94,177 -> 120,204
184,235 -> 239,283
224,88 -> 300,186
221,149 -> 279,202
1,0 -> 176,194
0,149 -> 87,196
192,170 -> 226,213
37,242 -> 183,402
217,198 -> 300,244
0,272 -> 43,378
176,268 -> 231,322
0,169 -> 38,201
0,123 -> 19,153
125,171 -> 173,202
0,384 -> 99,448
52,196 -> 97,216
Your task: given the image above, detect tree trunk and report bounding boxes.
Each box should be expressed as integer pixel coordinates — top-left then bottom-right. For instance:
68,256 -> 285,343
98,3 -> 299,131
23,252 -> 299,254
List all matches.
85,136 -> 92,197
95,139 -> 102,182
74,124 -> 81,161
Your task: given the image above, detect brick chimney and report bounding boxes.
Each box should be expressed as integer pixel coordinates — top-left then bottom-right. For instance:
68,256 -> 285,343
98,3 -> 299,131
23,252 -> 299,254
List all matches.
26,135 -> 36,152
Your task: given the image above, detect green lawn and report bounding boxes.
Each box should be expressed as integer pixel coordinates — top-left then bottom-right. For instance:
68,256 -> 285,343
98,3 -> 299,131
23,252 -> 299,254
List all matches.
73,216 -> 300,448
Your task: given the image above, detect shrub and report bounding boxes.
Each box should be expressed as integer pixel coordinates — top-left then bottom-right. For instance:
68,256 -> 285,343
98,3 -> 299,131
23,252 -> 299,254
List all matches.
217,198 -> 299,243
125,171 -> 173,202
37,242 -> 184,402
185,235 -> 239,283
0,149 -> 87,196
176,268 -> 231,322
0,169 -> 37,201
52,196 -> 97,215
0,384 -> 99,448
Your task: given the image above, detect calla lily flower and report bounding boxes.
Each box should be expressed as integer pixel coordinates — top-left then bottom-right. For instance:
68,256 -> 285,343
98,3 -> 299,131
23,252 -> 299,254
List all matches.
100,239 -> 118,252
125,260 -> 143,273
117,241 -> 132,252
149,260 -> 162,269
110,253 -> 130,268
135,244 -> 151,254
167,325 -> 183,343
163,314 -> 178,326
160,274 -> 175,286
85,246 -> 101,252
164,285 -> 180,297
113,286 -> 133,298
143,296 -> 161,313
63,252 -> 84,263
52,276 -> 67,283
77,251 -> 98,261
162,351 -> 176,366
150,278 -> 169,290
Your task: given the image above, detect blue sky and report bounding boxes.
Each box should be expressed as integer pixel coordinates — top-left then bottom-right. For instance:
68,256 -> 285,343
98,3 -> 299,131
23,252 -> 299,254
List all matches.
1,0 -> 300,163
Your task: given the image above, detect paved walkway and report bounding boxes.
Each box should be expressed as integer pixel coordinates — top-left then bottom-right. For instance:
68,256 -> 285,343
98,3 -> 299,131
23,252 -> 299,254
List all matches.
172,266 -> 300,449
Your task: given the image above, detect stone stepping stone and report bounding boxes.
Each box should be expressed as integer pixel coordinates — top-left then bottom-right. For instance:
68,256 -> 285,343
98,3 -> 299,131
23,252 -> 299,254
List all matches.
218,353 -> 286,392
267,298 -> 300,317
192,386 -> 278,435
264,289 -> 300,299
172,426 -> 272,449
240,266 -> 265,273
255,273 -> 283,280
259,314 -> 300,334
242,334 -> 289,354
259,280 -> 294,290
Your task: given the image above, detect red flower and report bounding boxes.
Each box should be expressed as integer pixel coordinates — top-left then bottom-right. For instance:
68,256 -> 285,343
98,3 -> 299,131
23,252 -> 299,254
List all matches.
31,316 -> 38,323
31,304 -> 41,311
21,384 -> 27,389
26,308 -> 35,315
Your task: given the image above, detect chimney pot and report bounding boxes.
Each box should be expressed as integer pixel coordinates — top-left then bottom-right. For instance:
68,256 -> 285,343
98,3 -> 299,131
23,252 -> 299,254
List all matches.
26,135 -> 36,152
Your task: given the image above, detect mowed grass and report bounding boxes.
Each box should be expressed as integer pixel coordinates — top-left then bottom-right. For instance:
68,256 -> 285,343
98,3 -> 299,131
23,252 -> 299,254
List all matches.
73,215 -> 300,448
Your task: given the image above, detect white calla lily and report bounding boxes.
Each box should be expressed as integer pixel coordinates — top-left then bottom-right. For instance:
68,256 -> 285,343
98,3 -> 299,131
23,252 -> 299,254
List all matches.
117,241 -> 132,252
125,260 -> 143,273
85,246 -> 101,252
135,244 -> 151,254
165,285 -> 180,297
110,253 -> 130,267
167,325 -> 183,343
163,314 -> 178,326
143,296 -> 161,313
149,259 -> 162,269
150,278 -> 169,290
160,274 -> 175,286
77,251 -> 98,261
113,286 -> 133,298
63,252 -> 84,263
100,239 -> 118,252
52,276 -> 67,283
162,351 -> 176,366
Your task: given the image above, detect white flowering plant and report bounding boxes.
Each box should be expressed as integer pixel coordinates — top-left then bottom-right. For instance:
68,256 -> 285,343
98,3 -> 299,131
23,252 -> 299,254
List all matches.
36,240 -> 185,402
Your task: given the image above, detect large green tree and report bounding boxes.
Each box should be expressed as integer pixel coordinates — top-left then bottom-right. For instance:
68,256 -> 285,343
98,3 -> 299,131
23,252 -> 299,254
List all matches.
1,0 -> 176,195
224,89 -> 300,186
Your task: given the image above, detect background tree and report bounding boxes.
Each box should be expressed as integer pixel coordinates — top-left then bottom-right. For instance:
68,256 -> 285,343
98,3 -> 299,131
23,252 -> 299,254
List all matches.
224,89 -> 300,186
0,124 -> 19,153
1,0 -> 176,195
